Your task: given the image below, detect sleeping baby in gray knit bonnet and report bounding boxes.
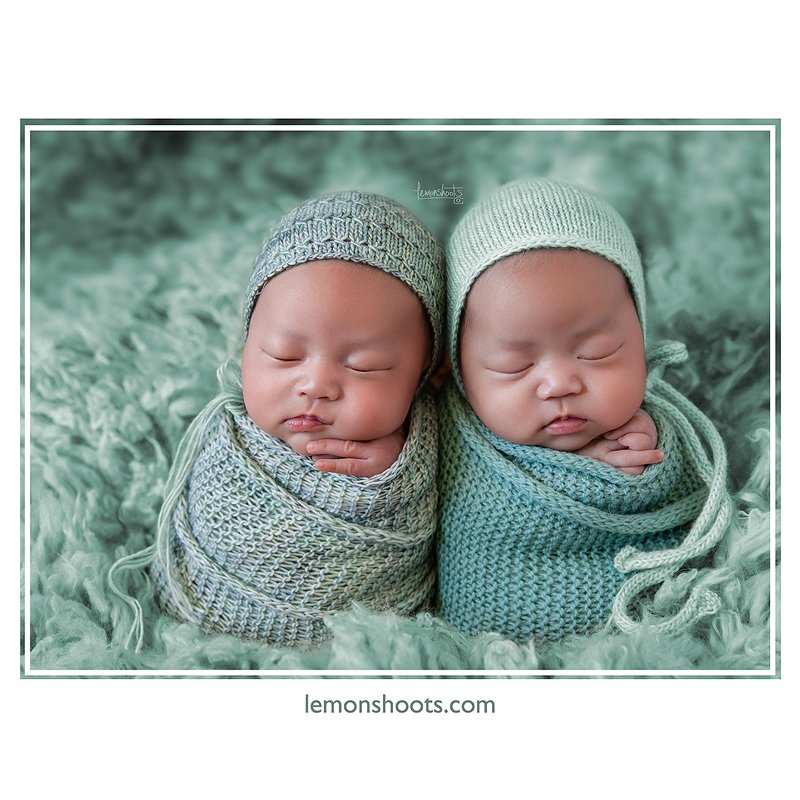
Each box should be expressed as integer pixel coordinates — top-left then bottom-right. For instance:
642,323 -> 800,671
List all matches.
110,190 -> 444,649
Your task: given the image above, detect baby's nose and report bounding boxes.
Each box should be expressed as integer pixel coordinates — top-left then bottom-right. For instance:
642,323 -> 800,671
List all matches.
535,362 -> 583,400
297,360 -> 341,401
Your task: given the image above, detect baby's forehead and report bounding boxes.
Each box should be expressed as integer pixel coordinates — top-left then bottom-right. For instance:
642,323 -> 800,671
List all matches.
466,248 -> 624,305
484,247 -> 621,281
462,247 -> 637,336
261,258 -> 419,298
253,258 -> 430,339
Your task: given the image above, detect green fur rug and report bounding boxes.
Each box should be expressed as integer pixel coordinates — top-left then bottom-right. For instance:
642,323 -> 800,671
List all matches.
25,125 -> 777,673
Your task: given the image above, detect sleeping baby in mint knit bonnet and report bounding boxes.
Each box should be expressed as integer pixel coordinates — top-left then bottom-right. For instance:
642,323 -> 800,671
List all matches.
110,190 -> 444,650
437,177 -> 731,644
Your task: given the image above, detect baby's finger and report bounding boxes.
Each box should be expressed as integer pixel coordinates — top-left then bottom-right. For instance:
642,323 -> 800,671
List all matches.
604,448 -> 664,468
618,465 -> 645,475
603,423 -> 634,441
616,432 -> 656,451
313,458 -> 369,476
306,438 -> 366,460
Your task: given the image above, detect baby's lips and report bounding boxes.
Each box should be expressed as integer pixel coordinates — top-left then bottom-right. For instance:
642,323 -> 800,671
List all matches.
285,414 -> 327,432
544,416 -> 587,435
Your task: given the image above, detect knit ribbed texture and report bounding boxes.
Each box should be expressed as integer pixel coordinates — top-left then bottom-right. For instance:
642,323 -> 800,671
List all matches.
111,362 -> 438,648
436,343 -> 731,643
446,177 -> 646,392
245,190 -> 445,380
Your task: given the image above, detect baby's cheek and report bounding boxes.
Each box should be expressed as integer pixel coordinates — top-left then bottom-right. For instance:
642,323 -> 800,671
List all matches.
367,387 -> 412,438
463,370 -> 494,411
609,375 -> 645,426
488,379 -> 522,413
243,376 -> 282,433
470,383 -> 521,441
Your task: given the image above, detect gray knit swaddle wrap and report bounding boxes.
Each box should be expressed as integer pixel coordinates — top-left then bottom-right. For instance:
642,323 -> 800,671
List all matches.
151,368 -> 438,645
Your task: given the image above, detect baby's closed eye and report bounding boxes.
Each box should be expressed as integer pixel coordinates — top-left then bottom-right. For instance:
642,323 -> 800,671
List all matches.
488,362 -> 533,375
261,348 -> 301,363
345,362 -> 393,373
577,342 -> 624,361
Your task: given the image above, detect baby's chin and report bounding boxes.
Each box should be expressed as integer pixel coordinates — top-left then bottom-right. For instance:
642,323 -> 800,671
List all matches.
500,427 -> 599,452
275,430 -> 330,458
269,427 -> 378,458
535,436 -> 595,452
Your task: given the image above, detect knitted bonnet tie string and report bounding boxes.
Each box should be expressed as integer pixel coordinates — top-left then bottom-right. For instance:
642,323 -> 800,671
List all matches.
609,341 -> 733,635
108,360 -> 245,652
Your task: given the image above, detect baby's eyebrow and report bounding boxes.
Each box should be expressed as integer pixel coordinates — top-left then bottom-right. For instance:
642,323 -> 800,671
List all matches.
570,318 -> 618,341
264,325 -> 305,341
493,335 -> 536,351
347,334 -> 397,350
490,322 -> 618,351
267,328 -> 397,351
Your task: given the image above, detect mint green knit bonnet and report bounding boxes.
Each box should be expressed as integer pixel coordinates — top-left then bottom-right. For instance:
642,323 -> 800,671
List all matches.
245,190 -> 445,380
447,177 -> 646,391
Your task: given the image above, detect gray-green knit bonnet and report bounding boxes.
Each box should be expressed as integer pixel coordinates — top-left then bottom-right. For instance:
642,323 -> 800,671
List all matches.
244,190 -> 445,380
447,177 -> 646,390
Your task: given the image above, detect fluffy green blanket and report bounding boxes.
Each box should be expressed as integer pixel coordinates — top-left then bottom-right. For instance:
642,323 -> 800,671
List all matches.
25,127 -> 776,672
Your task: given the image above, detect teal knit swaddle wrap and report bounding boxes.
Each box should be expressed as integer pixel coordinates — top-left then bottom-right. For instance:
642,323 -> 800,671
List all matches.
437,344 -> 728,643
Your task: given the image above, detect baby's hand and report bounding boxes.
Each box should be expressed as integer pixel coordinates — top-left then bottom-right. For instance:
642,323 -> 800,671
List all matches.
576,408 -> 664,476
306,428 -> 405,477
